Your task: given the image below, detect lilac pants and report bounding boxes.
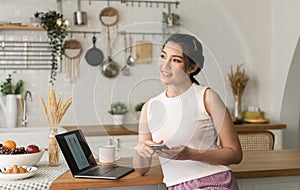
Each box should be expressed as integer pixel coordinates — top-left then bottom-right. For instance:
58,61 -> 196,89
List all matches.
168,171 -> 239,190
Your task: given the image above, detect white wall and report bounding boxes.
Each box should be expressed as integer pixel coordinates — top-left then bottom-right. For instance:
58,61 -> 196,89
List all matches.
272,0 -> 300,148
0,0 -> 299,148
272,0 -> 300,122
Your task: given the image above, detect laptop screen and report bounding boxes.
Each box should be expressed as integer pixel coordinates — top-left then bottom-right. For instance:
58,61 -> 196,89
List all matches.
55,129 -> 97,175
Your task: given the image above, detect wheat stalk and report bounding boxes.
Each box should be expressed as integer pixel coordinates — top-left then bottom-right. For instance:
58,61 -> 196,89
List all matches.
41,87 -> 72,129
227,64 -> 249,98
41,97 -> 51,126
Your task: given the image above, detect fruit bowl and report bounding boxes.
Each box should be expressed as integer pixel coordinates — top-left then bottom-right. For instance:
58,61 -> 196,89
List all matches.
0,149 -> 44,167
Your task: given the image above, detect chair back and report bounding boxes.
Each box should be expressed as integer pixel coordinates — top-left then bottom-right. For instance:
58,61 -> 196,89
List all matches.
237,131 -> 275,151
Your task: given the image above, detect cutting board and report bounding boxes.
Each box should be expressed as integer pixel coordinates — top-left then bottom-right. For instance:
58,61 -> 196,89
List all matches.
135,41 -> 152,64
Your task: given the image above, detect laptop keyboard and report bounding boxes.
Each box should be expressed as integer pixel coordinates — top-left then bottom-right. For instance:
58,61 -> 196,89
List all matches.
85,166 -> 116,175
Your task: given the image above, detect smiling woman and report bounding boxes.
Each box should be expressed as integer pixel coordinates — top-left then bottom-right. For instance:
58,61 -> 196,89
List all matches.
133,33 -> 242,190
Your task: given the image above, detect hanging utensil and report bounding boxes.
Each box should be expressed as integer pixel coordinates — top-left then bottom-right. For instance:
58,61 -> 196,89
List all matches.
127,36 -> 135,66
99,6 -> 119,45
63,39 -> 82,83
101,29 -> 120,78
74,0 -> 87,25
85,35 -> 104,66
126,35 -> 136,66
122,34 -> 130,76
135,41 -> 152,64
99,6 -> 119,27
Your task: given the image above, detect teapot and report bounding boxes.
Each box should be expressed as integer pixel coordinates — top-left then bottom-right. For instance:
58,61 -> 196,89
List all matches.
0,94 -> 22,128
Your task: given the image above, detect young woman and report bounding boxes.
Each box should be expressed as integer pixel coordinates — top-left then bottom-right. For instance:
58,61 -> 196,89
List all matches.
133,33 -> 242,190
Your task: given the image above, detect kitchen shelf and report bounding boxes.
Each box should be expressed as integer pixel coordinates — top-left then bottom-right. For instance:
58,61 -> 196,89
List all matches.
0,25 -> 43,31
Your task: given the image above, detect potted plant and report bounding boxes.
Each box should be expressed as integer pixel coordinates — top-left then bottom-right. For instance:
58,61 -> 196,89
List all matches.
162,12 -> 180,27
0,73 -> 24,128
30,12 -> 41,27
34,11 -> 68,85
108,102 -> 128,125
134,102 -> 145,121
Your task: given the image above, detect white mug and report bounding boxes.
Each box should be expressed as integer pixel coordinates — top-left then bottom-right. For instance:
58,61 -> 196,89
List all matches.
98,145 -> 120,164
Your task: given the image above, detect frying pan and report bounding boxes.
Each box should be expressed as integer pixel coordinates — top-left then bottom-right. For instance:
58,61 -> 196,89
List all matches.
85,36 -> 104,66
101,30 -> 119,78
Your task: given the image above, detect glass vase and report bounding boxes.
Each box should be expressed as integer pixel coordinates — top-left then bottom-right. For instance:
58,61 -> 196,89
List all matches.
234,95 -> 243,120
48,127 -> 59,166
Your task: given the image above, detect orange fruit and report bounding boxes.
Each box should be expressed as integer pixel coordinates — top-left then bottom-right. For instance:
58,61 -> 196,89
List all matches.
3,140 -> 17,149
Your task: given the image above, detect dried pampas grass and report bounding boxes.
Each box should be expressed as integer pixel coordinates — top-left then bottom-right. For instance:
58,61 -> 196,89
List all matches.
41,86 -> 72,129
228,64 -> 249,98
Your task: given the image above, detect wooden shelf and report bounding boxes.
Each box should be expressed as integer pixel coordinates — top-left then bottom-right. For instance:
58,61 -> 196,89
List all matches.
0,25 -> 43,31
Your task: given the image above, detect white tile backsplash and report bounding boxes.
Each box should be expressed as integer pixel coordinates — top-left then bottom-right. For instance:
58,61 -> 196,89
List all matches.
0,0 -> 247,128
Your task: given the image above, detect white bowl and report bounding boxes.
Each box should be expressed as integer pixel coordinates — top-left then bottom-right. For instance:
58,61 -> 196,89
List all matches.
0,166 -> 37,180
0,149 -> 44,167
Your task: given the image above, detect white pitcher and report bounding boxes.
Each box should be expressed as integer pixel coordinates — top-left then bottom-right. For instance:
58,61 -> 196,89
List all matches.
0,94 -> 22,128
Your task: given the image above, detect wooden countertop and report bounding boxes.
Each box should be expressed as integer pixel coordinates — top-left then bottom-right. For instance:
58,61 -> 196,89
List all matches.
51,149 -> 300,189
234,123 -> 286,131
63,124 -> 138,136
63,123 -> 286,137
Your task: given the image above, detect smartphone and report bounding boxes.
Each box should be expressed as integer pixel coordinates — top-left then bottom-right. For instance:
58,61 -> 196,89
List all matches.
149,144 -> 169,151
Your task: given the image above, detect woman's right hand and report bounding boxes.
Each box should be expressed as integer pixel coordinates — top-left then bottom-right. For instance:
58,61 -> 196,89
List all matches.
135,140 -> 163,158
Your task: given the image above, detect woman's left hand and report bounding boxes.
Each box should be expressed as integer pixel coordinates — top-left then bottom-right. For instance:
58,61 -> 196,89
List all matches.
156,145 -> 194,160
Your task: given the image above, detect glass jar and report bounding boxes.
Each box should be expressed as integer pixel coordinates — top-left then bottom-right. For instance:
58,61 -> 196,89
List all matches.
48,127 -> 59,166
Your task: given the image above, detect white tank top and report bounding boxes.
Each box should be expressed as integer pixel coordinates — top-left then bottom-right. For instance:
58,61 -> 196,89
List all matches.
147,84 -> 230,187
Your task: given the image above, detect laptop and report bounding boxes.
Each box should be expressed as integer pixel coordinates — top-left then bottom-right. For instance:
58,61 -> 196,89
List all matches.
55,129 -> 134,179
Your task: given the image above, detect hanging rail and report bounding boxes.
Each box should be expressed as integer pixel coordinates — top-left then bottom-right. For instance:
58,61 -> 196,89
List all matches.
67,30 -> 101,35
118,30 -> 172,36
79,0 -> 179,8
66,30 -> 102,38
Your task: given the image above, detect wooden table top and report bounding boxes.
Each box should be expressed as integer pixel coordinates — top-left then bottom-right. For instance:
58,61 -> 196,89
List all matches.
231,149 -> 300,179
51,149 -> 300,190
51,157 -> 163,190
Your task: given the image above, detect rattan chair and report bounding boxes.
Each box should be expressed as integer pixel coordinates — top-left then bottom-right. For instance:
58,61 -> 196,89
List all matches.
237,131 -> 275,151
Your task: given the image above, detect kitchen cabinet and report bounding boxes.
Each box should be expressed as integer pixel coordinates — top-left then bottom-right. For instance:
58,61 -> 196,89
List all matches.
238,176 -> 300,190
85,184 -> 167,190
